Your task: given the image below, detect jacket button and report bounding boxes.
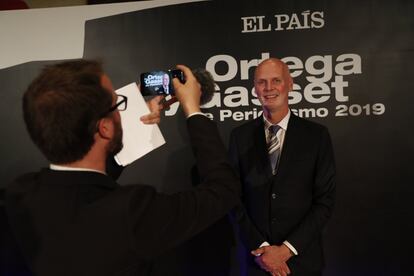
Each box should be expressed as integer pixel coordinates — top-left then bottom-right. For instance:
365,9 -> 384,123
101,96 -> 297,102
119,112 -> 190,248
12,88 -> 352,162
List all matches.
271,218 -> 277,224
271,193 -> 277,199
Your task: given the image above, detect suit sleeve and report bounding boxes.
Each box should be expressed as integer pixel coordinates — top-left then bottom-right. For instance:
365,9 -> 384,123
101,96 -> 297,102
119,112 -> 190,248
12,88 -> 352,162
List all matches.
228,129 -> 267,251
286,126 -> 336,254
127,115 -> 241,258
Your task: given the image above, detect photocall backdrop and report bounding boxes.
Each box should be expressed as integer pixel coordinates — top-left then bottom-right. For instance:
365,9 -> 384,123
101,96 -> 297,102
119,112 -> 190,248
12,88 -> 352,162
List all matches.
1,0 -> 413,275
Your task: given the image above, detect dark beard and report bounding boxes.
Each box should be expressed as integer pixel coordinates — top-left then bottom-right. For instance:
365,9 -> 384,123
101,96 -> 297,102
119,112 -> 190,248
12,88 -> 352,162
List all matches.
107,119 -> 123,157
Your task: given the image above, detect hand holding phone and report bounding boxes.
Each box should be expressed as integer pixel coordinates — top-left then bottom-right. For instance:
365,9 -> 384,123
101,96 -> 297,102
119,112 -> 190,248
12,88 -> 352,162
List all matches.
172,64 -> 202,116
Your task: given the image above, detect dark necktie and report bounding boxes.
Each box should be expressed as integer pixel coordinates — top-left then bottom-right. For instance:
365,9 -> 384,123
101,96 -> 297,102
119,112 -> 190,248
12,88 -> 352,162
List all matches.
268,125 -> 281,174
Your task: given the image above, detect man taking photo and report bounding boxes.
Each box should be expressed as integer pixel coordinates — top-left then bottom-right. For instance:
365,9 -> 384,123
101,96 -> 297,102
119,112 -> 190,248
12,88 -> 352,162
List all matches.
6,59 -> 240,276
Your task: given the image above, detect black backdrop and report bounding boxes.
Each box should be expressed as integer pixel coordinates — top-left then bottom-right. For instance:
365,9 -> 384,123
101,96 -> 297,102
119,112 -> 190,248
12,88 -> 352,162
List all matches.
1,0 -> 414,275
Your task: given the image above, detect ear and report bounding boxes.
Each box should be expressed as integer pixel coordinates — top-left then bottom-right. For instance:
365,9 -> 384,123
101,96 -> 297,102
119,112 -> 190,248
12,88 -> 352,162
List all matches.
288,75 -> 294,91
96,117 -> 114,140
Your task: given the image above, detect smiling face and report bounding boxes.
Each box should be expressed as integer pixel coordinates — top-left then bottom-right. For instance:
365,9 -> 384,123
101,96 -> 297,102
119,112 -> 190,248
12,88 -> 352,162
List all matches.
254,58 -> 293,121
163,73 -> 170,86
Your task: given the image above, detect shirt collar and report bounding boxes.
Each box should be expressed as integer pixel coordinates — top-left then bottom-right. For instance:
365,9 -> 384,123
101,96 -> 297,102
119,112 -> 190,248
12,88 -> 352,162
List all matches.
263,109 -> 291,131
50,164 -> 106,175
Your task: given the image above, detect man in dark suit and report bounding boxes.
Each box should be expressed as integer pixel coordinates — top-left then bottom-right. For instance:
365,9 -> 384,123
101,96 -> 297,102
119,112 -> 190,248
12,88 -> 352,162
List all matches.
229,58 -> 336,276
5,59 -> 240,276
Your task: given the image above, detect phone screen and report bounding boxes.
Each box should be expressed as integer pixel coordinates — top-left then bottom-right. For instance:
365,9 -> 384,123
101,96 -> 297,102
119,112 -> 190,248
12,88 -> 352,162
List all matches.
140,69 -> 184,96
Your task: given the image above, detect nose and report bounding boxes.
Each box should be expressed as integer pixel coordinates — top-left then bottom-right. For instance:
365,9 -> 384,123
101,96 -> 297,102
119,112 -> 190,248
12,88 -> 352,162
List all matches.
265,81 -> 273,91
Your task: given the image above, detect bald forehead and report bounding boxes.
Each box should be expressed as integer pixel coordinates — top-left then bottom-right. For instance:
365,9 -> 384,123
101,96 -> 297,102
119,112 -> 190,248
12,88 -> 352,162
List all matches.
254,58 -> 291,80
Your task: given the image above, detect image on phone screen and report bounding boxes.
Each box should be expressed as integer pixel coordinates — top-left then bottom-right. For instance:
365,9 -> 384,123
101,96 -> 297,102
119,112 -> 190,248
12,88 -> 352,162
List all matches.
140,69 -> 184,96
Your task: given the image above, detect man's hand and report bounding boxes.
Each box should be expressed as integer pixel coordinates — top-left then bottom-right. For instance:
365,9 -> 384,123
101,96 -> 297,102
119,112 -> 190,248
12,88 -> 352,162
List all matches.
140,95 -> 164,124
251,244 -> 293,276
172,64 -> 202,117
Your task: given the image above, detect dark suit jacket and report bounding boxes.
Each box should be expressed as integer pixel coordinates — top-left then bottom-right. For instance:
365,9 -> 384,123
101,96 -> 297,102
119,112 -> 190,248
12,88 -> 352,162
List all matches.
5,115 -> 240,276
229,114 -> 336,275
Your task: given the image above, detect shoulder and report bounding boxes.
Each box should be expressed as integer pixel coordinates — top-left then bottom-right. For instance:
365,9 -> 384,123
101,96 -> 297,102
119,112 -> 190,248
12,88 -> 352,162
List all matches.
6,171 -> 41,196
118,183 -> 157,195
5,171 -> 44,216
289,114 -> 329,134
230,117 -> 262,136
116,183 -> 159,205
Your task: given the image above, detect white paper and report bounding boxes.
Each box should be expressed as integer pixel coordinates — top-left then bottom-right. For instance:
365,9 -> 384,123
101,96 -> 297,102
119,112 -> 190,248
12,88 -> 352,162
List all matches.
114,83 -> 165,166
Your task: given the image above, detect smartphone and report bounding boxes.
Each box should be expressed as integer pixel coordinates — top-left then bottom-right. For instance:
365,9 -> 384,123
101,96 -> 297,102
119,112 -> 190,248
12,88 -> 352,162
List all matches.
140,69 -> 184,96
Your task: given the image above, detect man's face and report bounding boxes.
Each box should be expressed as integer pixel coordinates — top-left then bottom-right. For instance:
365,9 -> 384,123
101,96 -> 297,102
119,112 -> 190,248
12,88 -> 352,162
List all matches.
101,74 -> 123,156
254,60 -> 292,114
163,74 -> 169,86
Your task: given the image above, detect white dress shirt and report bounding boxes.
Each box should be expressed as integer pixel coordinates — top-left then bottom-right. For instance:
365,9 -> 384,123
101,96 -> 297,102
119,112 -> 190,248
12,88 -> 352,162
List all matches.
260,110 -> 298,256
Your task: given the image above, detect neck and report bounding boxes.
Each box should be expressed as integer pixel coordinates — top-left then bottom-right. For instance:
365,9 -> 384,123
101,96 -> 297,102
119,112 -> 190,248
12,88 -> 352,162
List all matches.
60,143 -> 108,173
263,107 -> 289,124
62,158 -> 106,173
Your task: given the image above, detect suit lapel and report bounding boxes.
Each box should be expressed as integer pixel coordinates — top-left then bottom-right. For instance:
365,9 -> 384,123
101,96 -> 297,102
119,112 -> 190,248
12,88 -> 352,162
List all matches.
276,114 -> 301,178
250,114 -> 304,181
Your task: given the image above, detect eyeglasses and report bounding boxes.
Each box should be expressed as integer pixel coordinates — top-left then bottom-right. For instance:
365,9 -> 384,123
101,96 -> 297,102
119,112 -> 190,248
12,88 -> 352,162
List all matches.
101,94 -> 127,117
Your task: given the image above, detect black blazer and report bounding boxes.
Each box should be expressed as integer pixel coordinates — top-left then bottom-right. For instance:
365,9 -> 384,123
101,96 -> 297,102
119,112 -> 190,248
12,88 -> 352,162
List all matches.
229,114 -> 336,274
5,115 -> 240,276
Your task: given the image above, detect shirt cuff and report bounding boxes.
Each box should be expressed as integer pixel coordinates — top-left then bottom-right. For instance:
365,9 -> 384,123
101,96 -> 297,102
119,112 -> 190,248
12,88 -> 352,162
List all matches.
259,241 -> 270,248
283,240 -> 298,255
187,112 -> 206,118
